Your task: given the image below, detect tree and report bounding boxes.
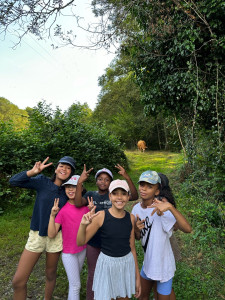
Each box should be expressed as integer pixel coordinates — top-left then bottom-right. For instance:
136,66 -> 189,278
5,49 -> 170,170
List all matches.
93,55 -> 181,150
0,97 -> 29,129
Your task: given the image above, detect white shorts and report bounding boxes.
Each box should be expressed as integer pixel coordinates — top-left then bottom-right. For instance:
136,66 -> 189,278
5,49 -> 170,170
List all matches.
25,230 -> 62,253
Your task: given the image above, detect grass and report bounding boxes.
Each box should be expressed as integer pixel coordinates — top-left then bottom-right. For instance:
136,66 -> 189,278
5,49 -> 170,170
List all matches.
0,150 -> 224,299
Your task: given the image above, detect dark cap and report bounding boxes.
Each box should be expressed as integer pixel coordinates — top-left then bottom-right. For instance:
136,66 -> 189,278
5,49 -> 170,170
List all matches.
58,156 -> 76,170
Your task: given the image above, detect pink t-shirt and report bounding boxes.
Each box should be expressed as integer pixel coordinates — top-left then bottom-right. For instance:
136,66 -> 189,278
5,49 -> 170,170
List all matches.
55,202 -> 89,254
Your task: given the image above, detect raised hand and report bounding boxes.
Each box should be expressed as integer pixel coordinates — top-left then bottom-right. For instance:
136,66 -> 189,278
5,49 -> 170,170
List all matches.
31,157 -> 53,175
148,199 -> 172,216
136,214 -> 145,230
87,196 -> 95,211
79,164 -> 93,184
115,163 -> 129,179
80,206 -> 99,225
51,198 -> 60,217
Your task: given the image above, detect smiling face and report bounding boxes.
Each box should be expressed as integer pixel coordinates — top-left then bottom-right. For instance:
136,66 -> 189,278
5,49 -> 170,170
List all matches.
54,163 -> 72,185
109,188 -> 129,210
65,184 -> 77,200
139,181 -> 160,203
96,172 -> 112,194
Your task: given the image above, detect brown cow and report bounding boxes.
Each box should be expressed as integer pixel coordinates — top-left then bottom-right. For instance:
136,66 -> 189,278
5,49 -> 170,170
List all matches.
137,140 -> 147,152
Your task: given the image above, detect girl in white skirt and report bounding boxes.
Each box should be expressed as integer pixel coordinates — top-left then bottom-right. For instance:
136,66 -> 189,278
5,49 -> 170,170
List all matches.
77,179 -> 141,300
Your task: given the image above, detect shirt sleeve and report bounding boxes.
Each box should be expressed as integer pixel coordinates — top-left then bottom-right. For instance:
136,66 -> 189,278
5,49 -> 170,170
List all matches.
9,171 -> 43,190
55,210 -> 63,225
161,211 -> 176,234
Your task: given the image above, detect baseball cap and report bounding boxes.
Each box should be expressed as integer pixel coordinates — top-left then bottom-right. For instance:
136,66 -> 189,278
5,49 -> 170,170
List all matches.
58,156 -> 76,170
62,175 -> 80,186
109,179 -> 130,193
95,168 -> 113,180
138,170 -> 161,185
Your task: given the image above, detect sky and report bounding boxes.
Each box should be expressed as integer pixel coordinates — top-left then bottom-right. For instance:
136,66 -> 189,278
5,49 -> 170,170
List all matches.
0,1 -> 115,112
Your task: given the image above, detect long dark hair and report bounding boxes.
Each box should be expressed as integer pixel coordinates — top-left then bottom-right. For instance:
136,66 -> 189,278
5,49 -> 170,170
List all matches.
158,173 -> 176,208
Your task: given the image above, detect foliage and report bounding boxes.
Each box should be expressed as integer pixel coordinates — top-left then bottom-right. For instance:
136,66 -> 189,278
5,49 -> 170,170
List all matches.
94,55 -> 182,150
0,97 -> 29,129
0,100 -> 127,211
91,0 -> 225,203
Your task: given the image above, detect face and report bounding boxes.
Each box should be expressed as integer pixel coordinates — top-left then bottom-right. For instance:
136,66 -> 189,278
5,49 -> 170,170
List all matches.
55,163 -> 72,181
65,184 -> 77,200
139,181 -> 160,201
96,173 -> 112,192
109,188 -> 129,210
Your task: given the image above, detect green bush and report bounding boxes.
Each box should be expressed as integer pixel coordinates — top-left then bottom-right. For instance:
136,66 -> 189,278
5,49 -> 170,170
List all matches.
0,101 -> 127,211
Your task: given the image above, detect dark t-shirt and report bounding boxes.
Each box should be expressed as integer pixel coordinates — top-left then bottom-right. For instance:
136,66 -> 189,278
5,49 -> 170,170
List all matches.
84,191 -> 111,247
9,171 -> 68,236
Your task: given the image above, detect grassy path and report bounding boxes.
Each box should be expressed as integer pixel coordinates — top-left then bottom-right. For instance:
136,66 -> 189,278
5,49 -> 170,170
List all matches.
0,150 -> 224,299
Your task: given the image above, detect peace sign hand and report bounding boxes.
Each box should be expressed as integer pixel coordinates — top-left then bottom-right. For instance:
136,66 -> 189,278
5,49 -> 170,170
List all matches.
81,206 -> 99,225
115,163 -> 129,180
79,164 -> 93,184
51,198 -> 60,217
31,157 -> 53,175
87,197 -> 95,211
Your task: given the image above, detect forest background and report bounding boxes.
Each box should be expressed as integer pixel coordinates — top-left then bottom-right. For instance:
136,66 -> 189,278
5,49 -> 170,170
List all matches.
0,0 -> 224,299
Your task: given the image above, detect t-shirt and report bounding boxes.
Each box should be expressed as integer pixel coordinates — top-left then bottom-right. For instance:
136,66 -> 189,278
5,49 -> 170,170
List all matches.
84,191 -> 112,247
132,202 -> 176,282
9,171 -> 68,236
55,202 -> 89,253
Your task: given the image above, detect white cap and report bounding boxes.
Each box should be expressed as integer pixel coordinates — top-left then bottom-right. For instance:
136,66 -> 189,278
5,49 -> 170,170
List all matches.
95,168 -> 113,180
109,179 -> 130,193
62,175 -> 80,186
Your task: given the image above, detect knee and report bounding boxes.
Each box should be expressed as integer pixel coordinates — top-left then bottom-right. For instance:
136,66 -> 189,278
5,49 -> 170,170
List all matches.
45,268 -> 57,282
12,274 -> 27,291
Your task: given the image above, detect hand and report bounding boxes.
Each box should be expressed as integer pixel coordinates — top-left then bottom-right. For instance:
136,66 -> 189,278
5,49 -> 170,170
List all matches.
51,198 -> 60,216
81,207 -> 99,225
31,157 -> 53,175
115,164 -> 129,179
136,214 -> 145,230
79,164 -> 93,183
87,197 -> 94,211
148,199 -> 172,216
135,275 -> 141,298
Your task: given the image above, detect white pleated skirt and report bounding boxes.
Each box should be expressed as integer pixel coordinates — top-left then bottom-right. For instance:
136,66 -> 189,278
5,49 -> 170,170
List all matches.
93,251 -> 136,300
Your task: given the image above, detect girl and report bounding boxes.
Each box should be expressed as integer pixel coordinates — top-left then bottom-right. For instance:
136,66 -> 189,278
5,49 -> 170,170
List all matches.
77,179 -> 141,300
48,175 -> 89,300
75,164 -> 138,300
9,156 -> 75,300
131,170 -> 191,300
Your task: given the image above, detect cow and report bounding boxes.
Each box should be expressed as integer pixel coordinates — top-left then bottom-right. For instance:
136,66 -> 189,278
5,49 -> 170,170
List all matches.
137,140 -> 147,152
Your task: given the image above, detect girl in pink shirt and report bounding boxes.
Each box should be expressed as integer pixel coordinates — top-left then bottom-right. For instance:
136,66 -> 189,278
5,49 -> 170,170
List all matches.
48,175 -> 89,300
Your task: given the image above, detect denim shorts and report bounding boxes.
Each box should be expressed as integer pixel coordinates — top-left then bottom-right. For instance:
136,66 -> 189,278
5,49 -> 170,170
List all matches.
25,230 -> 62,253
140,266 -> 173,295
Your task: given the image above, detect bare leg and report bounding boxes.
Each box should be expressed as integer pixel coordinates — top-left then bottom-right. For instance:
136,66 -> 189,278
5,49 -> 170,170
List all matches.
157,293 -> 170,300
140,277 -> 154,300
170,288 -> 176,300
12,249 -> 42,300
44,252 -> 61,300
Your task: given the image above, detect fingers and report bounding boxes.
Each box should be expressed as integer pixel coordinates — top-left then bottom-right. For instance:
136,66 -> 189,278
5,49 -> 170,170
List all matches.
151,208 -> 158,216
54,198 -> 59,207
42,157 -> 49,164
87,167 -> 93,174
115,163 -> 122,169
